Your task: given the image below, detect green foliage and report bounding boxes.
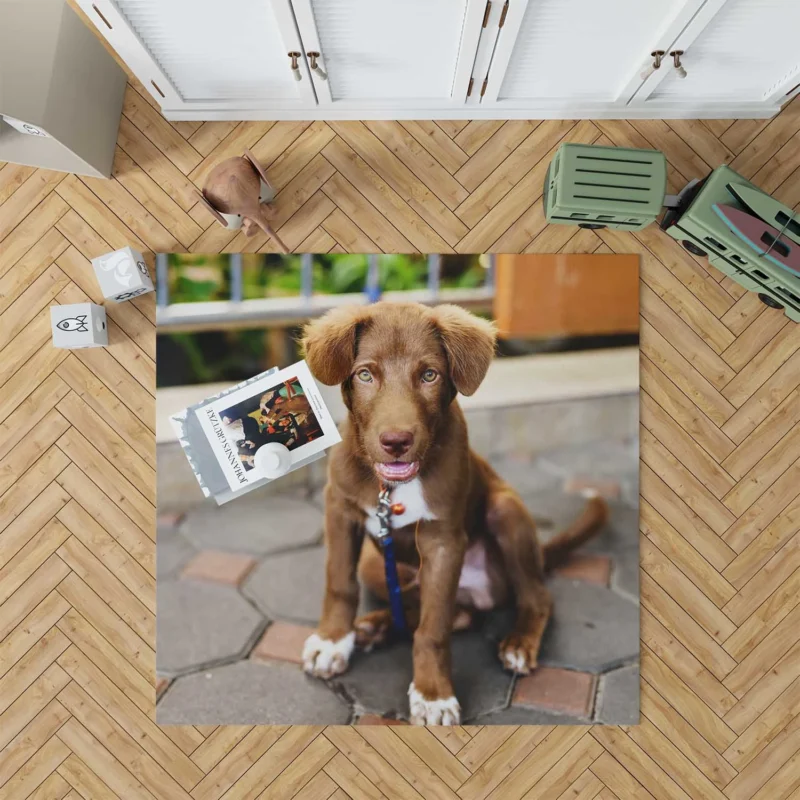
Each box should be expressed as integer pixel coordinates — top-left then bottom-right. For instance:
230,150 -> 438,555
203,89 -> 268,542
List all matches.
160,253 -> 489,386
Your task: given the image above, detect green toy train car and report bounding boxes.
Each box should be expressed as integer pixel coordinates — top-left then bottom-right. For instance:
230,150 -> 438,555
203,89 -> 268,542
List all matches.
543,143 -> 667,231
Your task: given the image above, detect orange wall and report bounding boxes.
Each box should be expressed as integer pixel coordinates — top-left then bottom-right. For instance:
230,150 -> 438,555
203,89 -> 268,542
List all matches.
493,253 -> 640,339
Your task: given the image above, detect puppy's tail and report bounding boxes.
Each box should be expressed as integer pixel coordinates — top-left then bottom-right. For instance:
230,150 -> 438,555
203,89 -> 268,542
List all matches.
542,491 -> 609,571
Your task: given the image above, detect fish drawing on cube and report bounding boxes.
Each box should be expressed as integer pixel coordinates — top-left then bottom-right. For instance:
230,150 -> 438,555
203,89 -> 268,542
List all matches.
51,303 -> 108,349
91,246 -> 154,302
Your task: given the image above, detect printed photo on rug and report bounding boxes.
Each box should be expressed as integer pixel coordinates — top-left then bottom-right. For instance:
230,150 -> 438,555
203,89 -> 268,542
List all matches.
217,373 -> 315,466
155,252 -> 640,726
197,360 -> 339,487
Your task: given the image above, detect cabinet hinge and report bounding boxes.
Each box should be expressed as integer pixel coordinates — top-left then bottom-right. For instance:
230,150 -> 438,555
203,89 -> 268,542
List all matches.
499,0 -> 509,27
467,77 -> 474,97
482,0 -> 491,27
480,77 -> 488,97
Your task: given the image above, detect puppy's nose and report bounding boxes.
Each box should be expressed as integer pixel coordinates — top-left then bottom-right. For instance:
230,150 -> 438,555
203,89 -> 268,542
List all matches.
379,430 -> 414,457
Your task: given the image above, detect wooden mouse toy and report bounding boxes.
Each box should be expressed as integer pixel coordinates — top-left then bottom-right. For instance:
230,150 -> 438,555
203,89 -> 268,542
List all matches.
197,149 -> 288,253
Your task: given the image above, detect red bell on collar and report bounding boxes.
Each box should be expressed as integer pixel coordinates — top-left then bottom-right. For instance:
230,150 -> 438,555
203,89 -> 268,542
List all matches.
390,503 -> 405,516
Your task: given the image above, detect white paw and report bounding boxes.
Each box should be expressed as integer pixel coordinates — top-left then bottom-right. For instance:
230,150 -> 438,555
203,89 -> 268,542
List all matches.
302,632 -> 355,679
501,648 -> 529,674
408,682 -> 461,726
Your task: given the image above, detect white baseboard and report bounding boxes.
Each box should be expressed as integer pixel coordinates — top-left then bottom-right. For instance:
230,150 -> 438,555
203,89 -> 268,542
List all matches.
162,103 -> 778,121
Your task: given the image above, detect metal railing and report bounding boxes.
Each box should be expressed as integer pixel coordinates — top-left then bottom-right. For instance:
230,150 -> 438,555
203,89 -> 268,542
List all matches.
155,254 -> 496,332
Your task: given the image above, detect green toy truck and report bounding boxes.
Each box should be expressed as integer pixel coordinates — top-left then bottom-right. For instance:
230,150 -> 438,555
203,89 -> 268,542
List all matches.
659,165 -> 800,323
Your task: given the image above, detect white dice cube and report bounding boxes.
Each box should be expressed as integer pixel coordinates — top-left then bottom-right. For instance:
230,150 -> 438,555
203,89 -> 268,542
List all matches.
91,246 -> 154,302
51,303 -> 108,349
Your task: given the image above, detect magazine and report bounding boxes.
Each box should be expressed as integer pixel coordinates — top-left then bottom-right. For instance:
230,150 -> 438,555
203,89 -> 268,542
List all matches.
194,360 -> 341,492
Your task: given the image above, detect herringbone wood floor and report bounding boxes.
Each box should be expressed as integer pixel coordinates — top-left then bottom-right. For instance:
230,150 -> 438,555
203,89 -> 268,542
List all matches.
2,75 -> 800,798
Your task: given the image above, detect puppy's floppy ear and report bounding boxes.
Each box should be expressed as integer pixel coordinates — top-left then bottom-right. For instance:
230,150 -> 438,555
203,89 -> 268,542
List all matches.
432,304 -> 497,396
301,305 -> 371,385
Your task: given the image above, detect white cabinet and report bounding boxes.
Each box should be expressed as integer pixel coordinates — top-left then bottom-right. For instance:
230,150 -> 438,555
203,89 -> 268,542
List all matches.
85,0 -> 316,111
478,0 -> 800,116
480,0 -> 704,107
290,0 -> 485,108
631,0 -> 800,109
77,0 -> 800,120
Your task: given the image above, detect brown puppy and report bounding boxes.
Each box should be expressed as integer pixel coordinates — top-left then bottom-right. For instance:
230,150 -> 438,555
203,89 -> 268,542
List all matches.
301,302 -> 607,725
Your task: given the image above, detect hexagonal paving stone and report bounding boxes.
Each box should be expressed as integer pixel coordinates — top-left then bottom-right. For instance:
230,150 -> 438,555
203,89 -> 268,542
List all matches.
157,527 -> 197,579
243,547 -> 326,624
537,577 -> 639,674
157,581 -> 265,676
596,663 -> 640,724
334,631 -> 513,723
333,641 -> 413,718
181,492 -> 323,556
156,660 -> 350,724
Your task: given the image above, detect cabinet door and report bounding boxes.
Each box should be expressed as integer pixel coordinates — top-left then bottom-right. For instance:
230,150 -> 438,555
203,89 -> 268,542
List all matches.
77,0 -> 316,112
481,0 -> 705,110
289,0 -> 486,109
632,0 -> 800,108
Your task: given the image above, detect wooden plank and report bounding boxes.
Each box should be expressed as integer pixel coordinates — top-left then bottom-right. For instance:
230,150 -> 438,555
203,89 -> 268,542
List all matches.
399,121 -> 469,174
454,119 -> 577,229
640,392 -> 735,500
640,645 -> 737,752
189,726 -> 287,800
55,174 -> 147,252
122,84 -> 202,175
265,121 -> 336,191
454,121 -> 540,192
57,754 -> 122,800
639,356 -> 735,463
0,668 -> 69,759
0,591 -> 69,681
0,192 -> 69,278
112,147 -> 203,248
639,682 -> 737,790
365,120 -> 469,210
57,649 -> 204,791
55,427 -> 154,535
0,263 -> 69,347
0,227 -> 68,316
640,500 -> 735,608
0,169 -> 64,243
322,173 -> 411,252
57,571 -> 155,681
323,133 -> 458,251
117,115 -> 201,212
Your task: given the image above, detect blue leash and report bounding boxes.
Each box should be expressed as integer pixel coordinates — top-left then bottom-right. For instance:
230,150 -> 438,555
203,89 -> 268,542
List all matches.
375,486 -> 408,634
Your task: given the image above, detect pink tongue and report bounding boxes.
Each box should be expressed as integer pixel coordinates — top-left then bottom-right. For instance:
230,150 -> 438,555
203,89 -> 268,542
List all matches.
380,462 -> 413,476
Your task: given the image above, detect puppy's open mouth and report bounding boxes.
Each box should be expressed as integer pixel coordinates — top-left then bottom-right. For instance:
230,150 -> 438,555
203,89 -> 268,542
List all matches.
374,461 -> 420,483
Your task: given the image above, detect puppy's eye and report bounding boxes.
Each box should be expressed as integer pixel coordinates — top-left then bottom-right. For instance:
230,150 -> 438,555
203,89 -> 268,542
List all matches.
422,369 -> 438,383
356,368 -> 373,383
